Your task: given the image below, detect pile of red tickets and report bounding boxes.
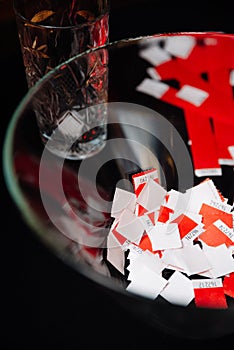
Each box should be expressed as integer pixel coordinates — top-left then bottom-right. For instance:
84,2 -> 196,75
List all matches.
106,168 -> 234,309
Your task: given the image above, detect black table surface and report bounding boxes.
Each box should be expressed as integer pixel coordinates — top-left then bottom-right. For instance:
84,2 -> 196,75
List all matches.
1,1 -> 234,348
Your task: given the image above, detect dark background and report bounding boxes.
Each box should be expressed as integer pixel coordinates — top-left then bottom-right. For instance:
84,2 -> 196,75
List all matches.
1,0 -> 234,348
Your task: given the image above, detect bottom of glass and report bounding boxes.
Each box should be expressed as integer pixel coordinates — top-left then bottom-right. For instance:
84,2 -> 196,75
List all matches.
41,132 -> 107,160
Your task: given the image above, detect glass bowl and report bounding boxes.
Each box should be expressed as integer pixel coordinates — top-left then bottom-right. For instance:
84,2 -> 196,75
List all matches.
3,32 -> 234,339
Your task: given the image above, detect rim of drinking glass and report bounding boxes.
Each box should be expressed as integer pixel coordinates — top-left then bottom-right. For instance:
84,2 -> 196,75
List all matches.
3,31 -> 234,299
13,0 -> 110,30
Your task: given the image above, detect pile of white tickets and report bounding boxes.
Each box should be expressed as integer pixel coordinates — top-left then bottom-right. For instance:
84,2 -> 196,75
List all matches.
106,168 -> 234,308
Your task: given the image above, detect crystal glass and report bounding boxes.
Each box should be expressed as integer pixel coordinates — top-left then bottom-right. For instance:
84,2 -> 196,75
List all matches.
13,0 -> 109,88
3,32 -> 234,339
13,0 -> 109,159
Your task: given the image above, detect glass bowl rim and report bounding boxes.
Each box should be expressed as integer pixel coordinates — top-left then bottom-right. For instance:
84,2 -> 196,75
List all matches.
3,30 -> 234,302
